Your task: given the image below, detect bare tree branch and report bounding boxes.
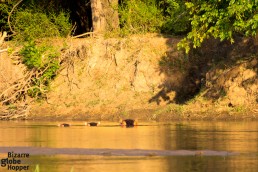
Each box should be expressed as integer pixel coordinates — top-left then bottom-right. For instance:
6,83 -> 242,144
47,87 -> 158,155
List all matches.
71,32 -> 95,38
8,0 -> 24,34
0,31 -> 7,46
0,49 -> 8,53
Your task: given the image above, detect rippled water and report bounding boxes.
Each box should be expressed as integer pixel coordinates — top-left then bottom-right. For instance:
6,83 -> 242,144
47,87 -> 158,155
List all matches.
0,121 -> 257,172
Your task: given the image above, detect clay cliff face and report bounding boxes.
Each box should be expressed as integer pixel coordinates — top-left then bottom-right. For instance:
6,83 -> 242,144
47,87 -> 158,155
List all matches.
1,34 -> 257,120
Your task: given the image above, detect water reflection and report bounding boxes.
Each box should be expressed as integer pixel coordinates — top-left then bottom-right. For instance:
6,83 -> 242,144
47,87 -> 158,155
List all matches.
18,155 -> 170,172
173,122 -> 258,153
0,121 -> 257,172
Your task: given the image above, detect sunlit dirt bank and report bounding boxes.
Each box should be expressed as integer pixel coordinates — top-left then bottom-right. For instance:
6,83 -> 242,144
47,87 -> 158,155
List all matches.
0,34 -> 257,121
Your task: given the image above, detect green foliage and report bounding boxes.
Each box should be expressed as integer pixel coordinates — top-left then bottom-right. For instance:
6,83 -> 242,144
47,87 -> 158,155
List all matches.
0,1 -> 71,40
49,11 -> 71,37
231,105 -> 247,113
13,9 -> 71,41
119,0 -> 164,35
178,0 -> 258,53
20,41 -> 43,69
159,0 -> 190,34
0,1 -> 13,31
118,0 -> 190,35
20,41 -> 60,98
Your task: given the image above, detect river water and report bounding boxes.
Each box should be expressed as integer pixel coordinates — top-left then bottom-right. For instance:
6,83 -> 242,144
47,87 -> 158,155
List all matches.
0,121 -> 257,172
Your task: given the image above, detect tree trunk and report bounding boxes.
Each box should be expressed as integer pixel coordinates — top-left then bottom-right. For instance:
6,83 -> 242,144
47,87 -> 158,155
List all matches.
90,0 -> 119,33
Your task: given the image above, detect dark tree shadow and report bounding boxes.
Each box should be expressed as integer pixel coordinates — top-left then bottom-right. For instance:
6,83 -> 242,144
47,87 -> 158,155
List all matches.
149,35 -> 258,105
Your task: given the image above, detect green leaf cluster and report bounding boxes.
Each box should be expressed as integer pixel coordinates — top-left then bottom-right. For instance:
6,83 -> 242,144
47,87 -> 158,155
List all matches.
118,0 -> 191,35
20,41 -> 43,69
119,0 -> 164,34
20,41 -> 60,98
160,0 -> 190,34
13,9 -> 71,42
0,1 -> 14,31
178,0 -> 258,53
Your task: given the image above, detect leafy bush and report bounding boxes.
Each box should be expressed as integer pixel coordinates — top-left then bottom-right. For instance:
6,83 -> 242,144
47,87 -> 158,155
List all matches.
49,11 -> 72,37
118,0 -> 191,35
178,0 -> 258,53
20,41 -> 60,98
119,0 -> 164,35
0,2 -> 13,32
159,0 -> 190,34
13,9 -> 71,41
20,41 -> 43,69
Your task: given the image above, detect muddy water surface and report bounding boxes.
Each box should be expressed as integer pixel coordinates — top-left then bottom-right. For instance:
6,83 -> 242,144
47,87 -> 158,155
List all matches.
0,121 -> 257,172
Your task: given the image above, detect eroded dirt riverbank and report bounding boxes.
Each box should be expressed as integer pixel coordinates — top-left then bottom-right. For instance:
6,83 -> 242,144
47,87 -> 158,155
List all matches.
0,34 -> 257,121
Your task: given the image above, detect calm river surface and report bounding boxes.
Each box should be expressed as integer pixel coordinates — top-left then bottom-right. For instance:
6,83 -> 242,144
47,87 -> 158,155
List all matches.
0,121 -> 257,172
